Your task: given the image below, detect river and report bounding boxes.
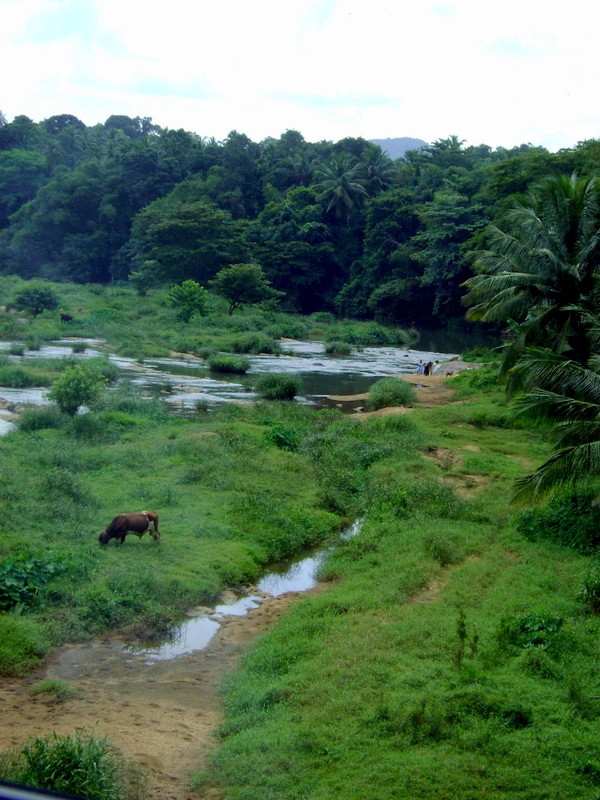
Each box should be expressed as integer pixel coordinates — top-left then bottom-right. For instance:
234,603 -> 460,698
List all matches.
0,337 -> 458,417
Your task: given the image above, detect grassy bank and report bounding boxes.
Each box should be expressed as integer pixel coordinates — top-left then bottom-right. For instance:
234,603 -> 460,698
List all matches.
0,277 -> 418,362
204,381 -> 600,800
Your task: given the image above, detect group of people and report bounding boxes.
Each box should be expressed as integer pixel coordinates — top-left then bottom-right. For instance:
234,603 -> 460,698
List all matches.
416,360 -> 435,376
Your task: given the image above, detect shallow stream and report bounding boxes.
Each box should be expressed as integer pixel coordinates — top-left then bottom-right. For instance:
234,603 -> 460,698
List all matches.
0,337 -> 458,414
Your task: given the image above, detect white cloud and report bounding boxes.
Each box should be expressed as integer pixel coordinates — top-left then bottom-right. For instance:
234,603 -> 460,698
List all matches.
2,0 -> 600,149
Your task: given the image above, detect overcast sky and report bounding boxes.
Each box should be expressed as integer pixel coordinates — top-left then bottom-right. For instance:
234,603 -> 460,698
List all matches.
2,0 -> 598,152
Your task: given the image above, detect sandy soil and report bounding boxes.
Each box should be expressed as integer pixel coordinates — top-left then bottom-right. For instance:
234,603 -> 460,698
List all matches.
0,587 -> 329,800
0,363 -> 477,799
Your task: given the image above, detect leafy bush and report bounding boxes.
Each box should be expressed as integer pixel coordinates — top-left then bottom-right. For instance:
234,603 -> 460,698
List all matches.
516,490 -> 600,552
265,423 -> 302,451
0,731 -> 144,800
255,374 -> 302,401
208,354 -> 250,374
367,377 -> 416,410
12,281 -> 59,316
48,363 -> 106,415
0,366 -> 37,387
497,612 -> 563,650
17,405 -> 66,431
0,553 -> 67,611
578,563 -> 600,613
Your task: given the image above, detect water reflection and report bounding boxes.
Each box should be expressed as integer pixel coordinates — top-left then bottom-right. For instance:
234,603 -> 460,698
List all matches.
124,520 -> 363,662
0,337 -> 459,421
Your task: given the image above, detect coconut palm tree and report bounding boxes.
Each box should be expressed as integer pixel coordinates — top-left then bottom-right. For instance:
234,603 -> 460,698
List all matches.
510,347 -> 600,502
463,173 -> 600,386
313,155 -> 367,221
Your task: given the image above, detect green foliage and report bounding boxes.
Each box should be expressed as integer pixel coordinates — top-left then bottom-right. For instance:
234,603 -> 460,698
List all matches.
210,263 -> 282,314
0,731 -> 144,800
255,374 -> 302,401
12,281 -> 59,316
578,563 -> 600,613
229,332 -> 282,354
367,377 -> 416,410
48,362 -> 106,415
516,490 -> 600,552
497,612 -> 563,650
450,364 -> 502,396
324,340 -> 352,355
208,354 -> 250,374
166,280 -> 209,322
0,615 -> 50,675
0,366 -> 37,387
17,405 -> 66,431
0,553 -> 67,612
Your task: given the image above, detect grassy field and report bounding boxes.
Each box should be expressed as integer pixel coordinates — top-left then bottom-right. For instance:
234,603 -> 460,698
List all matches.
1,278 -> 599,798
202,377 -> 600,800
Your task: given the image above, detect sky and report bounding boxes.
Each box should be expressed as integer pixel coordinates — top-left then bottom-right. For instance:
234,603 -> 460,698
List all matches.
2,0 -> 599,152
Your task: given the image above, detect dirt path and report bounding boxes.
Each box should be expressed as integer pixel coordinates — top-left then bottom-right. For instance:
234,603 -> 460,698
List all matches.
0,587 -> 326,800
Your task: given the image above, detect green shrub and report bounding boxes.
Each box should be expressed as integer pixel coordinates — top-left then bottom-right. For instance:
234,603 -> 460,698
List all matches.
324,341 -> 352,356
0,553 -> 67,612
265,423 -> 302,451
0,614 -> 50,675
71,341 -> 87,353
25,336 -> 42,350
255,374 -> 302,401
578,563 -> 600,613
451,364 -> 502,396
367,377 -> 416,410
0,366 -> 36,387
9,343 -> 25,356
48,363 -> 107,416
17,405 -> 66,431
208,354 -> 250,374
0,731 -> 144,800
516,490 -> 600,552
230,332 -> 282,354
497,612 -> 563,651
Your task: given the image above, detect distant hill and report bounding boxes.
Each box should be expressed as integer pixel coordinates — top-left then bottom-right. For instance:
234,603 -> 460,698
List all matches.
370,137 -> 428,160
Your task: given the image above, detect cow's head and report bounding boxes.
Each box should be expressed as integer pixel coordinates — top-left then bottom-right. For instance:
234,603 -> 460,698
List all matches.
98,530 -> 110,545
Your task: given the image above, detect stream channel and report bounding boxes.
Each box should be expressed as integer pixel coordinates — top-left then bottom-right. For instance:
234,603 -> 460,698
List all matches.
0,337 -> 457,659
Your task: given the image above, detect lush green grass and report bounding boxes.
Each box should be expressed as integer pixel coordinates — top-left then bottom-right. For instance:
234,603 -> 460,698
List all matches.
204,388 -> 600,800
0,279 -> 416,364
367,376 -> 417,409
0,731 -> 144,800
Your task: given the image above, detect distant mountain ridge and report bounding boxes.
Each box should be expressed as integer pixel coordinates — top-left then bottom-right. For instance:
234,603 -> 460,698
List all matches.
370,137 -> 428,160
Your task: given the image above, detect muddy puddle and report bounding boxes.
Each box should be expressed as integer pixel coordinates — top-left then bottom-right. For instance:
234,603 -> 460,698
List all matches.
55,520 -> 362,670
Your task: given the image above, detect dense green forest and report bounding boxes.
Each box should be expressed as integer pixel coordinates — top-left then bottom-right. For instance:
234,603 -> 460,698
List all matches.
3,111 -> 600,326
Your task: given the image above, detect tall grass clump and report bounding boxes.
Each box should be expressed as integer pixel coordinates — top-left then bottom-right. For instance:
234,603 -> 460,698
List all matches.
229,332 -> 282,355
324,341 -> 353,356
367,377 -> 416,410
254,374 -> 302,401
208,354 -> 250,374
0,615 -> 50,675
0,731 -> 145,800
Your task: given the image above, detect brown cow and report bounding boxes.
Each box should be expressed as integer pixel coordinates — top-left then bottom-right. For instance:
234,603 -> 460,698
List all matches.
99,511 -> 160,545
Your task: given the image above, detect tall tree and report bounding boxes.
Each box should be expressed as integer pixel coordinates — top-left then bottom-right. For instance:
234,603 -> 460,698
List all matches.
313,154 -> 367,221
463,174 -> 600,380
